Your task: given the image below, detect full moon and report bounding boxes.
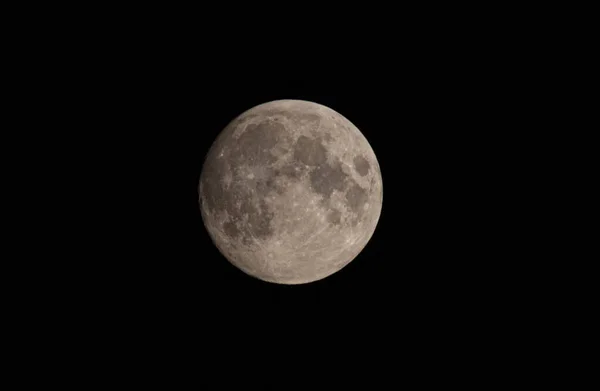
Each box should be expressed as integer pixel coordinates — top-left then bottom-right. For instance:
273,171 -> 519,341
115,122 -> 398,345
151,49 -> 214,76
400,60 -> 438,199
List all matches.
199,100 -> 383,284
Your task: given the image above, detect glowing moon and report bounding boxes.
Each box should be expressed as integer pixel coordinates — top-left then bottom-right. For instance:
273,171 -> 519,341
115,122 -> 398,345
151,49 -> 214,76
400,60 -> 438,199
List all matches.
199,99 -> 382,284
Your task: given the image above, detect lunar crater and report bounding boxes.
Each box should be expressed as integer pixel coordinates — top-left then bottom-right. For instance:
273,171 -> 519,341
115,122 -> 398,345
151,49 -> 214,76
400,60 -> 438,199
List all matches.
353,155 -> 371,176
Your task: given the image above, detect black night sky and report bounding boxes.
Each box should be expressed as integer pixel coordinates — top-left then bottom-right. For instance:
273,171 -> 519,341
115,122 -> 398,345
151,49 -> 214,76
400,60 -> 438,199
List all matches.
23,4 -> 559,386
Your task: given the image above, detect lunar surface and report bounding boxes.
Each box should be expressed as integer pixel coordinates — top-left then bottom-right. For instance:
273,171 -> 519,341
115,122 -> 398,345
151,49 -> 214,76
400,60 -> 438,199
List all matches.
199,99 -> 382,284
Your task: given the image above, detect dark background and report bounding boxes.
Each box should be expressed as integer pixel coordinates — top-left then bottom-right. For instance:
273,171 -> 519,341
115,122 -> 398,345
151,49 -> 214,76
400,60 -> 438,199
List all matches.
15,5 -> 567,386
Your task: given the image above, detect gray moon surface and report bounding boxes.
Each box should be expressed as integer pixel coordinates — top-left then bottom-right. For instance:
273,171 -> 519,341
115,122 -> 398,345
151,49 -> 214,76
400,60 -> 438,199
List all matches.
199,99 -> 383,284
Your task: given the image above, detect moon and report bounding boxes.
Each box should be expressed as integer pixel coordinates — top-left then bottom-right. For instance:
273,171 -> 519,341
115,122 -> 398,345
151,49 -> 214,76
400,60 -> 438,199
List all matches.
199,99 -> 383,284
